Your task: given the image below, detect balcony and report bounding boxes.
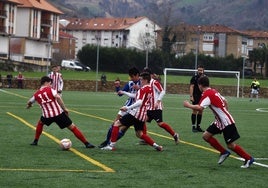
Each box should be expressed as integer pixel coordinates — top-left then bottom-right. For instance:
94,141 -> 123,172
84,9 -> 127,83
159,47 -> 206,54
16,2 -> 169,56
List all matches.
41,19 -> 51,27
0,25 -> 7,34
0,9 -> 7,18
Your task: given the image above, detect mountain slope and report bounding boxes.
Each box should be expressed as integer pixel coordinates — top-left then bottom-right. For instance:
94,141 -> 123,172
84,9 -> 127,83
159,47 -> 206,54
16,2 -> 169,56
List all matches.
48,0 -> 268,30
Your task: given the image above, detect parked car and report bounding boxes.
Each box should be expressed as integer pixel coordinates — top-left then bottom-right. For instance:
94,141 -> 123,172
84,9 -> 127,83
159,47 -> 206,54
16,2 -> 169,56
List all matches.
243,68 -> 254,76
61,60 -> 83,71
75,61 -> 91,71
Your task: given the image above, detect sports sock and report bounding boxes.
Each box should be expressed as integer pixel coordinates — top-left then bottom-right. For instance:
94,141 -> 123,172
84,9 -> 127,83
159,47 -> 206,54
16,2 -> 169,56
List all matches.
117,130 -> 125,140
197,114 -> 202,125
110,126 -> 119,142
71,126 -> 87,143
191,114 -> 196,126
34,120 -> 44,140
143,123 -> 147,135
105,124 -> 113,142
140,134 -> 154,146
232,144 -> 251,160
159,122 -> 175,136
205,137 -> 226,154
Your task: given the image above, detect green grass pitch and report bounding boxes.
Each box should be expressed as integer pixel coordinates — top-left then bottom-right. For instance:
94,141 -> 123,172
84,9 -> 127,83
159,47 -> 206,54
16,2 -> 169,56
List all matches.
0,89 -> 267,188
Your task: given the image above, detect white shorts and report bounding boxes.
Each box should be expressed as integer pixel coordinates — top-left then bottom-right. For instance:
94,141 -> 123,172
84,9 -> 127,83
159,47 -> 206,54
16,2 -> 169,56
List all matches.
251,89 -> 259,95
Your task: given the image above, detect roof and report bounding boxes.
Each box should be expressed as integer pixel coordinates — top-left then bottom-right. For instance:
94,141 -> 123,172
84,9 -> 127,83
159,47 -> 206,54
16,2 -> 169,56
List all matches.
63,17 -> 146,31
4,0 -> 23,4
17,0 -> 63,14
174,23 -> 244,35
243,30 -> 268,39
59,31 -> 76,39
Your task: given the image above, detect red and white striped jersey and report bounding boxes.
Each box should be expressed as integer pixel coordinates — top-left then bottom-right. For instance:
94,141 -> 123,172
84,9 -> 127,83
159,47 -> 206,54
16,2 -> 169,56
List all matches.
30,86 -> 63,118
129,84 -> 152,122
148,78 -> 164,110
48,72 -> 63,92
199,88 -> 235,130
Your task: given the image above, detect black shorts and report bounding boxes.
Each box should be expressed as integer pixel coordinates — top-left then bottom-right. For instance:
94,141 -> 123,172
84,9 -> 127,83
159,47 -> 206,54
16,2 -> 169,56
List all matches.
40,112 -> 72,129
206,123 -> 240,144
192,95 -> 201,105
119,113 -> 144,131
147,109 -> 163,123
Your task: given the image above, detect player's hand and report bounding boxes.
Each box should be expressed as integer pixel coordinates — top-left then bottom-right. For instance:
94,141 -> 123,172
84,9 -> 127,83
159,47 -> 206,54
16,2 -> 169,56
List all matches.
64,109 -> 69,116
118,90 -> 124,95
26,102 -> 32,109
133,84 -> 140,90
183,100 -> 190,108
120,106 -> 128,112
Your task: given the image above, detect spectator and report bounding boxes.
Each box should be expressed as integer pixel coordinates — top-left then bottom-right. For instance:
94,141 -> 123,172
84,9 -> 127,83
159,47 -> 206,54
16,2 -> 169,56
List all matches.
17,72 -> 24,89
6,73 -> 13,88
101,73 -> 107,86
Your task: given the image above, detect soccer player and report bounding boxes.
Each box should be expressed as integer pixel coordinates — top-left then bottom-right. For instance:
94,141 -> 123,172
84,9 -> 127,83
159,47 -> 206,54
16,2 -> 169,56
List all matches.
48,65 -> 63,95
101,72 -> 163,151
189,65 -> 205,132
249,77 -> 260,102
143,67 -> 179,144
27,76 -> 95,148
98,67 -> 141,148
183,76 -> 254,168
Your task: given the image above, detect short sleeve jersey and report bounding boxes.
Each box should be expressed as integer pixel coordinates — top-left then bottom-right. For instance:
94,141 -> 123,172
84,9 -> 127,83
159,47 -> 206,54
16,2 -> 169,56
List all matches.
30,86 -> 63,118
148,78 -> 164,110
129,84 -> 152,122
48,72 -> 63,92
190,74 -> 202,98
199,88 -> 235,130
116,80 -> 141,106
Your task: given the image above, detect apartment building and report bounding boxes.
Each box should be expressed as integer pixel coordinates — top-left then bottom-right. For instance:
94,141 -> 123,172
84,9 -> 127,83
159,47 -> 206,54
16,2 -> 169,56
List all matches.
0,0 -> 21,59
0,0 -> 62,68
60,17 -> 161,57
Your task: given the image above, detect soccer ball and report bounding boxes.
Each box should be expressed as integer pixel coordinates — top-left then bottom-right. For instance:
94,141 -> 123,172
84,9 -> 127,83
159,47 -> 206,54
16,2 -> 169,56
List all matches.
60,138 -> 72,150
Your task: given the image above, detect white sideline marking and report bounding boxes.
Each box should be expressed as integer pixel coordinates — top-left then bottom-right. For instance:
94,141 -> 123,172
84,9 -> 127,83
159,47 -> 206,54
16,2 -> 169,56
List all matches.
256,108 -> 268,112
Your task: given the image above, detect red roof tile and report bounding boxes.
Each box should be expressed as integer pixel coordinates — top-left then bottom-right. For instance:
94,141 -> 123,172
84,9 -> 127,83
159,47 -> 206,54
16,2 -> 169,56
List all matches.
18,0 -> 63,14
64,17 -> 145,31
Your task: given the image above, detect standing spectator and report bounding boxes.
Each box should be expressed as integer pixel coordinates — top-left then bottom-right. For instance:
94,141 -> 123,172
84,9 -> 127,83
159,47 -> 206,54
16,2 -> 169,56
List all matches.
101,73 -> 107,86
101,72 -> 163,151
183,76 -> 254,168
27,76 -> 95,148
0,74 -> 2,88
189,65 -> 205,132
17,72 -> 24,89
48,65 -> 63,95
250,78 -> 260,102
6,73 -> 13,88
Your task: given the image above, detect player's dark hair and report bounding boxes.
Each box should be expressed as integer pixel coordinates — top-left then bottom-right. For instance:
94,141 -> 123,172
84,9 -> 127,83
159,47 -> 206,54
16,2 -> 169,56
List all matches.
198,64 -> 204,69
128,67 -> 140,76
198,76 -> 209,87
41,76 -> 53,85
140,72 -> 151,83
142,67 -> 153,74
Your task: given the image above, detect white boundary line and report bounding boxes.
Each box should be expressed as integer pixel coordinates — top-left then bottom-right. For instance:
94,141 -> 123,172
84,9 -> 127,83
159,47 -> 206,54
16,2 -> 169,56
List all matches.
256,108 -> 268,112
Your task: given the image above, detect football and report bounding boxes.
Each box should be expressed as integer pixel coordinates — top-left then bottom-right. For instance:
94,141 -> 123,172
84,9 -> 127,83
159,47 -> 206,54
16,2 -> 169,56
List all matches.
60,138 -> 72,150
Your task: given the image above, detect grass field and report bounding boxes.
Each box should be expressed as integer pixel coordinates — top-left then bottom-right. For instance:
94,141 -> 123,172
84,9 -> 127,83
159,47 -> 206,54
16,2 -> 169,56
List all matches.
0,89 -> 267,188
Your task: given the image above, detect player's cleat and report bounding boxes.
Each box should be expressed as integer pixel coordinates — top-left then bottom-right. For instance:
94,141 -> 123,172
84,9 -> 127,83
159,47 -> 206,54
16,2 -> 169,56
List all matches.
30,140 -> 38,146
85,142 -> 95,148
196,126 -> 204,132
218,151 -> 231,164
241,157 -> 254,168
173,133 -> 179,144
101,144 -> 115,151
192,126 -> 198,132
155,145 -> 163,152
98,140 -> 109,148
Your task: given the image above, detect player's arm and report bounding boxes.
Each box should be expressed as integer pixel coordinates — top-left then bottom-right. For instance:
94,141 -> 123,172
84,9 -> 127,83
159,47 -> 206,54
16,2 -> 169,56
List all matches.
118,91 -> 135,98
189,84 -> 194,101
183,100 -> 204,111
121,99 -> 142,111
117,83 -> 129,96
55,94 -> 68,113
26,96 -> 35,109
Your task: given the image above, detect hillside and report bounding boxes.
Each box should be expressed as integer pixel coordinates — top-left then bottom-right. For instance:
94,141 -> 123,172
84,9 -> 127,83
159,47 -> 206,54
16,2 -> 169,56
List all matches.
48,0 -> 268,30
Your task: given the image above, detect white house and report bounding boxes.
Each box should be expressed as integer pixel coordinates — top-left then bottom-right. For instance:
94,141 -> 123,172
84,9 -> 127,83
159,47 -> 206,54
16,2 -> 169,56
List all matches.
60,17 -> 161,56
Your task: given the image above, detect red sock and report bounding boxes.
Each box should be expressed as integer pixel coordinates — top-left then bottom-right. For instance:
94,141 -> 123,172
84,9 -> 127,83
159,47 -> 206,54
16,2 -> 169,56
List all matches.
71,126 -> 87,143
140,134 -> 154,146
232,144 -> 251,160
143,123 -> 147,135
159,122 -> 175,136
35,120 -> 44,140
110,126 -> 119,142
206,137 -> 226,154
